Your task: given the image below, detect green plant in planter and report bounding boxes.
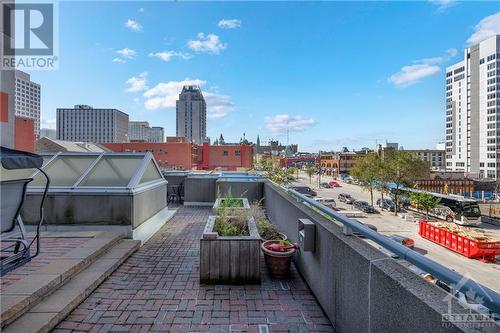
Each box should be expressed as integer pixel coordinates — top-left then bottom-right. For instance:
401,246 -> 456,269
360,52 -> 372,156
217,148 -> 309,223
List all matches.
220,198 -> 244,208
257,219 -> 282,241
217,188 -> 245,209
214,206 -> 249,236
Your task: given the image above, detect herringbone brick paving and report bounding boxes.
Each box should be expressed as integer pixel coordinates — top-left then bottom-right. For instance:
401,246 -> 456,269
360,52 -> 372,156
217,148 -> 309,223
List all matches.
53,207 -> 334,333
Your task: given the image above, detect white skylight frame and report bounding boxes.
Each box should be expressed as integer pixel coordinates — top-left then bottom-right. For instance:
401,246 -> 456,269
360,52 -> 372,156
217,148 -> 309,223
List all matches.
26,152 -> 166,194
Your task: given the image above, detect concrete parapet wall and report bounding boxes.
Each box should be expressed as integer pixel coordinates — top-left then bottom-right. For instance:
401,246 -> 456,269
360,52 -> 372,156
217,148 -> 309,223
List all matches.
263,183 -> 493,333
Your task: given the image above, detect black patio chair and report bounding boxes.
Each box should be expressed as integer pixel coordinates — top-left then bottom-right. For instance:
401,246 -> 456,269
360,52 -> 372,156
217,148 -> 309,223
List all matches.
0,147 -> 50,276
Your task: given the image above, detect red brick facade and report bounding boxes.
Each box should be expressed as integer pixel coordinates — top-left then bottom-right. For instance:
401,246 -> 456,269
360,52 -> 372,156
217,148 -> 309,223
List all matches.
102,140 -> 198,170
102,139 -> 254,171
14,117 -> 35,152
198,143 -> 253,171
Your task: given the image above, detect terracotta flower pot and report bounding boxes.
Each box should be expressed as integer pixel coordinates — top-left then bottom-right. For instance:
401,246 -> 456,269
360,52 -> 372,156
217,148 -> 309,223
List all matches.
261,240 -> 296,278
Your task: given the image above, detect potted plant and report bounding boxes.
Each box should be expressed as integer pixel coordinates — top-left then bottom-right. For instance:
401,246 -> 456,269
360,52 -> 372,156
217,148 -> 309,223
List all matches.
257,219 -> 287,241
261,240 -> 298,278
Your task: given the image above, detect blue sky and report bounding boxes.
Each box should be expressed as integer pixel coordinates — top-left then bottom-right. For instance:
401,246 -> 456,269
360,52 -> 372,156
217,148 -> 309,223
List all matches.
32,1 -> 500,152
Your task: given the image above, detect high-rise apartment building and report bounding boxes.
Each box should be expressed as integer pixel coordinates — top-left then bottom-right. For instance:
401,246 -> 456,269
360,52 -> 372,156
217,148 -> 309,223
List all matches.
57,105 -> 129,143
14,70 -> 41,138
445,35 -> 500,178
149,126 -> 165,143
176,85 -> 206,144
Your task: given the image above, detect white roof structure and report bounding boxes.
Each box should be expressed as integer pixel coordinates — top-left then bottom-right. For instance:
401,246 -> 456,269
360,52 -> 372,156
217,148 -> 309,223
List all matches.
2,152 -> 166,194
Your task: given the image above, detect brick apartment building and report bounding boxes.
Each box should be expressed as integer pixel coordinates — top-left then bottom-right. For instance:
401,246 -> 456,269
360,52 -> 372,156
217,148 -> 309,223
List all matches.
102,137 -> 199,170
198,142 -> 253,171
102,138 -> 253,171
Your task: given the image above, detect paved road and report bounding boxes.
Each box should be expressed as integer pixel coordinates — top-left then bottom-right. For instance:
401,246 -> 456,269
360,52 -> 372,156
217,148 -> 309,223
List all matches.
293,172 -> 500,293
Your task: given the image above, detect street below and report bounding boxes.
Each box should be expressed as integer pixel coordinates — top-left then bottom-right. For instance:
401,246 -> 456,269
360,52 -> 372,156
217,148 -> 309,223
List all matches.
293,172 -> 500,293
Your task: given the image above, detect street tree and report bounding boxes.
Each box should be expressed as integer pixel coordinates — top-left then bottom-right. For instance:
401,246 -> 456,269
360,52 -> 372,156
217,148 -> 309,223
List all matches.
304,165 -> 317,184
351,153 -> 381,207
409,191 -> 441,219
383,150 -> 429,215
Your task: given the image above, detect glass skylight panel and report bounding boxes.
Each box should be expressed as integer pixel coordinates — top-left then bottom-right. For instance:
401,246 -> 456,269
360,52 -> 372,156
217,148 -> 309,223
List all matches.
138,160 -> 163,185
78,156 -> 143,187
30,155 -> 96,186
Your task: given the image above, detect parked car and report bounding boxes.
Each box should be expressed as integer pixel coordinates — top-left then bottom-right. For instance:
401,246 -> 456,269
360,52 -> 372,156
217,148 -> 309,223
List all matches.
388,234 -> 414,249
329,181 -> 341,187
314,197 -> 336,209
338,193 -> 355,204
353,200 -> 377,213
290,186 -> 317,197
376,198 -> 397,212
320,182 -> 331,188
379,235 -> 414,258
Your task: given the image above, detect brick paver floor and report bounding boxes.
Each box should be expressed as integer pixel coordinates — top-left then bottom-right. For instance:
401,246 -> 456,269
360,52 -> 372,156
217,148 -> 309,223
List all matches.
54,207 -> 335,333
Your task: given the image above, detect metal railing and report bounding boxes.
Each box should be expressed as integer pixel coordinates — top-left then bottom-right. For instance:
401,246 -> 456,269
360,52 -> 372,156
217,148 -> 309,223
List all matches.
286,188 -> 500,315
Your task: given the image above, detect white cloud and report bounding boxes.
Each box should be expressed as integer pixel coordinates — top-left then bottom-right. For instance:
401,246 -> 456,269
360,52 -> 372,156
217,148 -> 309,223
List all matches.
125,19 -> 142,32
112,57 -> 126,63
138,8 -> 145,13
218,19 -> 241,29
414,48 -> 457,65
388,64 -> 441,87
116,48 -> 137,59
467,12 -> 500,46
142,79 -> 234,119
388,49 -> 457,87
125,72 -> 148,92
429,0 -> 457,12
148,51 -> 192,62
204,92 -> 235,119
265,114 -> 316,134
187,33 -> 226,54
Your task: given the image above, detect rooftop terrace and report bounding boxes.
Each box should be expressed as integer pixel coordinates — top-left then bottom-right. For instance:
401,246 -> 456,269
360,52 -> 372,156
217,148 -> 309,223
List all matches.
1,167 -> 498,333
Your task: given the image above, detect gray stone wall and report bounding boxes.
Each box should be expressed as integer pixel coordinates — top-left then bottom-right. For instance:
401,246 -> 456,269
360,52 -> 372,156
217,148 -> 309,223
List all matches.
263,183 -> 493,333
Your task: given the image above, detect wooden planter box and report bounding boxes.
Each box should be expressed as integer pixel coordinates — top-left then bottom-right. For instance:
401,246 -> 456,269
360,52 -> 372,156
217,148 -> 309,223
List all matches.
212,198 -> 250,216
200,215 -> 261,284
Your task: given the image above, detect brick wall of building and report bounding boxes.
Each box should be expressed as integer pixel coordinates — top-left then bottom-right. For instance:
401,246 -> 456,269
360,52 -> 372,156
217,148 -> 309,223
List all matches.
14,117 -> 35,152
102,141 -> 197,170
198,143 -> 253,171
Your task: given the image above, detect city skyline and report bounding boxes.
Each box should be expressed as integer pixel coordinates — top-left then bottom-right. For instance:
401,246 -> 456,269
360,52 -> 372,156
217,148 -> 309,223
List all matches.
30,1 -> 500,151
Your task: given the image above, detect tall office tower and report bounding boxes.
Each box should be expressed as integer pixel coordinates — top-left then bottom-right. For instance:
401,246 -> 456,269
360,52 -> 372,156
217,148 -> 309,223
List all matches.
57,105 -> 129,143
149,126 -> 165,143
445,35 -> 500,178
14,70 -> 41,138
128,121 -> 150,142
176,85 -> 207,144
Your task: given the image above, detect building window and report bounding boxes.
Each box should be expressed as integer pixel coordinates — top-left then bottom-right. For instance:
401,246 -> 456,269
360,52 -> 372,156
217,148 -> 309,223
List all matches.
235,150 -> 241,156
223,151 -> 228,156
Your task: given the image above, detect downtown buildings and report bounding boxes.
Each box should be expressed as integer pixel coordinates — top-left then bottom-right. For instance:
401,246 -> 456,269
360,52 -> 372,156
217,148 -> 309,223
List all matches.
14,70 -> 41,138
56,105 -> 129,143
445,35 -> 500,178
176,85 -> 207,145
128,121 -> 164,142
